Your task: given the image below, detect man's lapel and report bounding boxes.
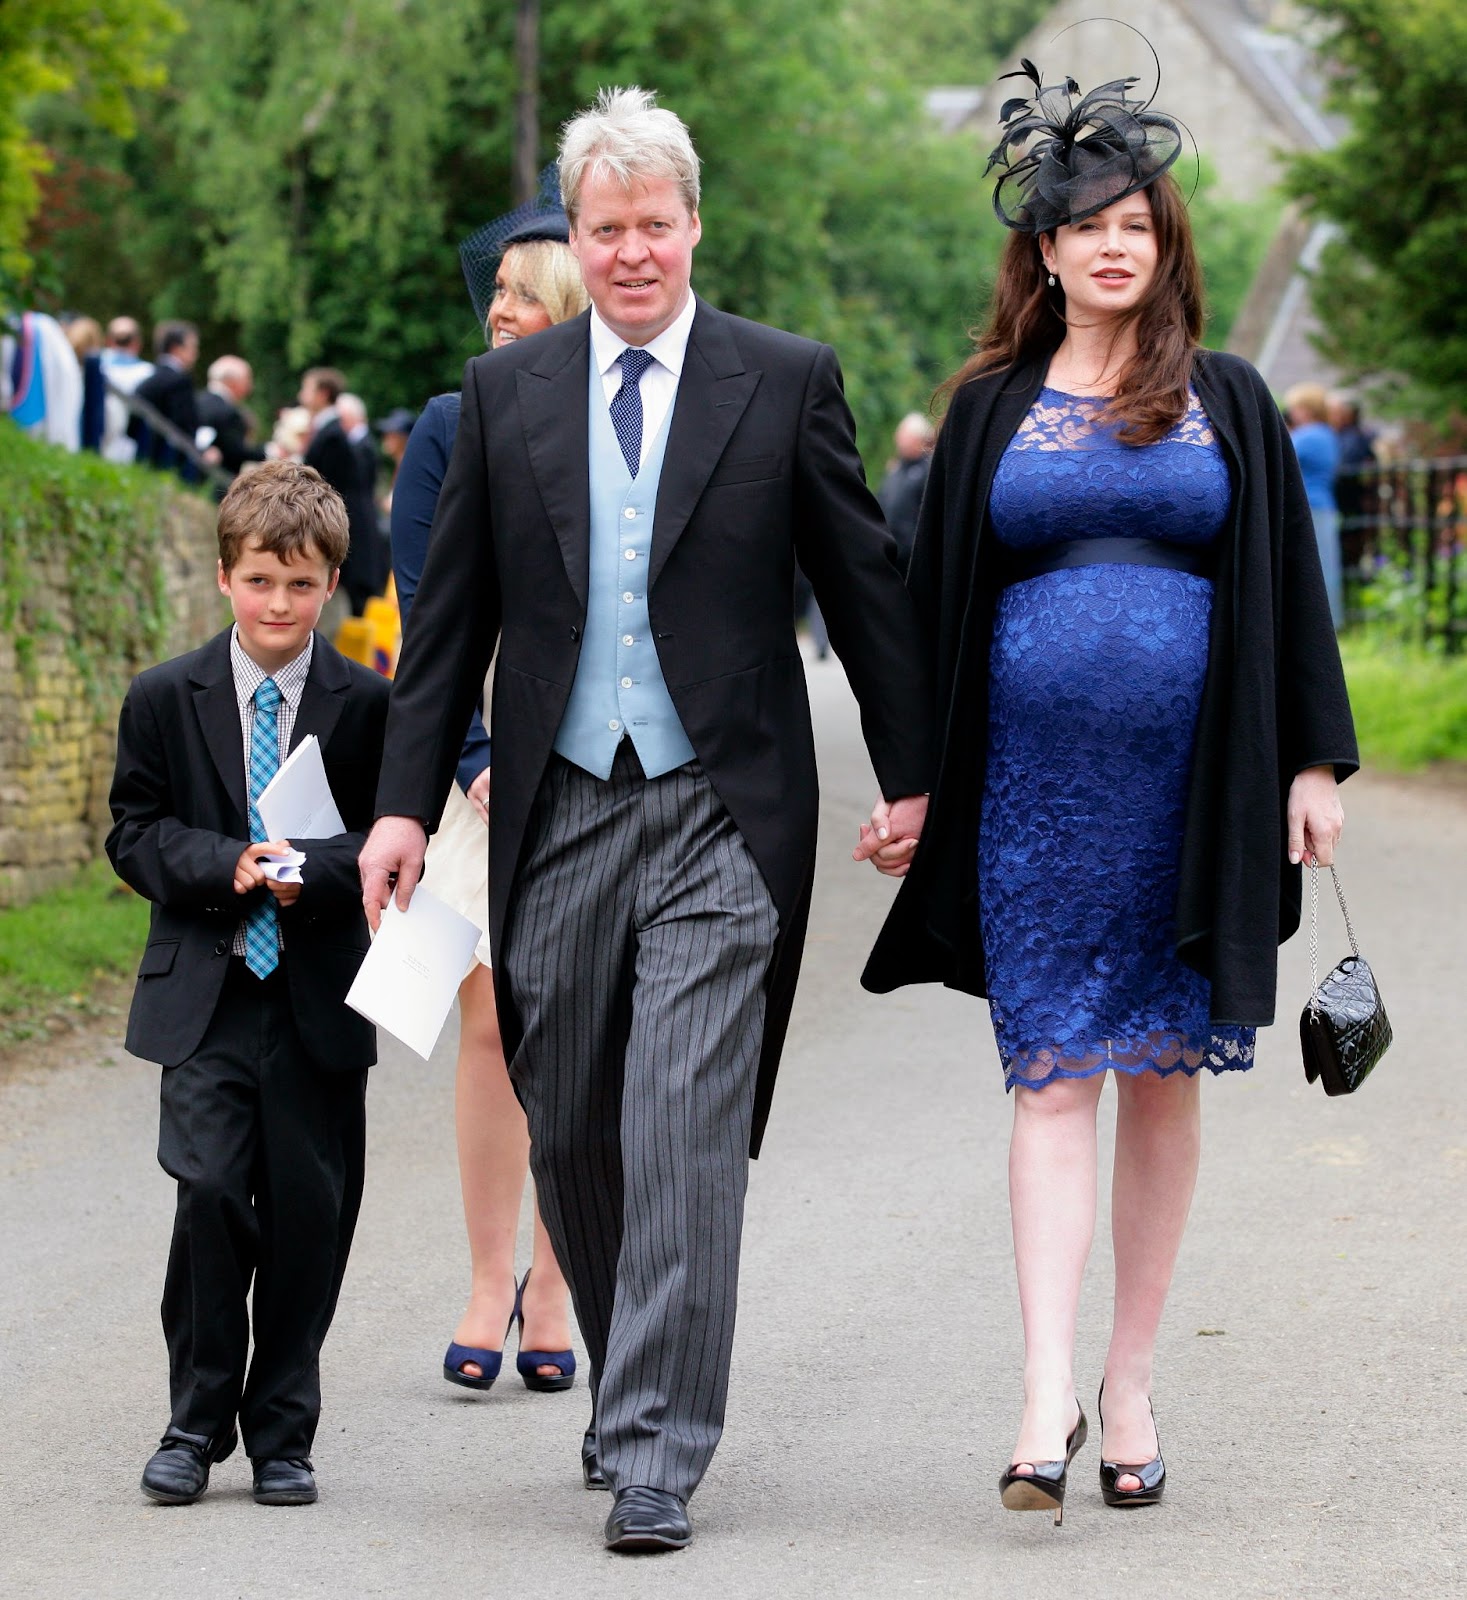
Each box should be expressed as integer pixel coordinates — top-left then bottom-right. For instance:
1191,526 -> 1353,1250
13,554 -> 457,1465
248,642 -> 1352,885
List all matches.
189,631 -> 247,827
516,316 -> 592,609
650,300 -> 760,588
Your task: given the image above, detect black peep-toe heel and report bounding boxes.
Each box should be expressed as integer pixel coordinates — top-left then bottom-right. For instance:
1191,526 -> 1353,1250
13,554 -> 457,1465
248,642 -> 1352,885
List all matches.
1097,1381 -> 1166,1507
999,1407 -> 1088,1526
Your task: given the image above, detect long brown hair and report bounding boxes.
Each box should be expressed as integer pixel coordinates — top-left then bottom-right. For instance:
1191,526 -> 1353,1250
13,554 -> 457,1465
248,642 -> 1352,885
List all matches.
937,174 -> 1204,446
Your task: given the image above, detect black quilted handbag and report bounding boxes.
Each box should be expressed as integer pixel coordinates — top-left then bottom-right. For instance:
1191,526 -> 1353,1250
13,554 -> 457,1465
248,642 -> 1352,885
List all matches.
1299,864 -> 1392,1096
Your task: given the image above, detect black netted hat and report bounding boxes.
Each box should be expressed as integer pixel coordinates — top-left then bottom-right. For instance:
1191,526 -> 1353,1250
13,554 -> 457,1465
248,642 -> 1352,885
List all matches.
985,57 -> 1182,234
458,165 -> 571,336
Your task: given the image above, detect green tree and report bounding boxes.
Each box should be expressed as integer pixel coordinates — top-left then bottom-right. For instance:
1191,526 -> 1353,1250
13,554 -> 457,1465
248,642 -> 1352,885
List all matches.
1285,0 -> 1467,421
30,0 -> 1003,459
0,0 -> 180,279
846,0 -> 1041,84
20,0 -> 1285,454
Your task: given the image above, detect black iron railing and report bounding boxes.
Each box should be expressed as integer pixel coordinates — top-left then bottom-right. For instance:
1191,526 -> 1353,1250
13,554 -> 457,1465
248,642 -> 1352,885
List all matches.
1339,456 -> 1467,653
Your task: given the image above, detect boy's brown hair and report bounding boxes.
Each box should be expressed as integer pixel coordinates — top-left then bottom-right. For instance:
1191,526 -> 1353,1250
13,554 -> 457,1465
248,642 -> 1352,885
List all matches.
217,460 -> 350,573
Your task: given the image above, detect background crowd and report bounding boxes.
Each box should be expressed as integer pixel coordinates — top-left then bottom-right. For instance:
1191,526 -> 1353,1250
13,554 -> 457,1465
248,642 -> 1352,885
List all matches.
2,295 -> 1385,659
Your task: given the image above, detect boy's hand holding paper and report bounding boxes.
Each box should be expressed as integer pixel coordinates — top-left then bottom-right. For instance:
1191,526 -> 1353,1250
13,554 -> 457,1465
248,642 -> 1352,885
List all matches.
234,839 -> 295,894
258,848 -> 306,884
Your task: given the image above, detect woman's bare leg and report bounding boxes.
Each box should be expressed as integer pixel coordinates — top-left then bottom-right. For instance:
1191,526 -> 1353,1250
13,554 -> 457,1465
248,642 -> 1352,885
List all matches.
450,962 -> 570,1377
1007,1072 -> 1105,1469
1101,1068 -> 1202,1486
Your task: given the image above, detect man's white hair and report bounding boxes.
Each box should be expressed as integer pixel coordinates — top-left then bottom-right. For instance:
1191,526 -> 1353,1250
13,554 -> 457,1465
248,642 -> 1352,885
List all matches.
337,393 -> 367,428
207,354 -> 251,389
558,86 -> 700,226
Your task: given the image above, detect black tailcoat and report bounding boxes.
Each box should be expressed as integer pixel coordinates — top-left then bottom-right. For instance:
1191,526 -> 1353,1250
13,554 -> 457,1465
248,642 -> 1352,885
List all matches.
376,299 -> 935,1153
862,349 -> 1358,1024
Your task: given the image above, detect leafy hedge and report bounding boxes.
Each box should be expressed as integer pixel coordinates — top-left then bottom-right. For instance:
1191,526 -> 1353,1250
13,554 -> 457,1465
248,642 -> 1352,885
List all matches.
1340,634 -> 1467,771
0,422 -> 176,704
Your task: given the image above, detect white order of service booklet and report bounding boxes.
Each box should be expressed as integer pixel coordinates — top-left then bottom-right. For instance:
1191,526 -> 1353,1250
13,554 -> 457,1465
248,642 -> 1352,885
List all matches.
345,887 -> 482,1060
256,734 -> 345,840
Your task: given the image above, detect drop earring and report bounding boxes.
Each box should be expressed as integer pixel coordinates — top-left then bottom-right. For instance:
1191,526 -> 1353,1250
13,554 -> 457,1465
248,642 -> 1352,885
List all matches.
1047,273 -> 1057,288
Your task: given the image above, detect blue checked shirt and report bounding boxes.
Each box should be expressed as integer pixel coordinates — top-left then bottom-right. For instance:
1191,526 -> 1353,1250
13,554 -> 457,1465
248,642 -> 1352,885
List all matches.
229,628 -> 312,957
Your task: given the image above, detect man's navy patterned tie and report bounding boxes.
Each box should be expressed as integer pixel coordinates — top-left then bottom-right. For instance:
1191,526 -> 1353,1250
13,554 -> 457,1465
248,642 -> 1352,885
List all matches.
243,677 -> 282,979
610,347 -> 654,477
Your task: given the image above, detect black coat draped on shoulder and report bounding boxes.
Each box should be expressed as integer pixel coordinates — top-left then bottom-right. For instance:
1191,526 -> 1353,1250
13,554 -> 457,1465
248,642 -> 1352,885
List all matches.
862,348 -> 1358,1026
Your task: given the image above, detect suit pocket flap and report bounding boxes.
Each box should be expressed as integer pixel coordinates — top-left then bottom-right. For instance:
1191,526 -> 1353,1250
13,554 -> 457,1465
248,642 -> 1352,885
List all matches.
706,454 -> 783,488
138,940 -> 180,978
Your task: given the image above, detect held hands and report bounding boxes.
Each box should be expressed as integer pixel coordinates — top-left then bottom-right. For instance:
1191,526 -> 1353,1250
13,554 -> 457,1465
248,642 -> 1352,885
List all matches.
359,814 -> 429,932
1287,765 -> 1344,867
853,794 -> 929,878
466,766 -> 491,828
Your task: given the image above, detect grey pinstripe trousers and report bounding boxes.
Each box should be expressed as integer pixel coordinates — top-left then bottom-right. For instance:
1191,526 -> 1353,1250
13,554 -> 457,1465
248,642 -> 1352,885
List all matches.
501,743 -> 779,1500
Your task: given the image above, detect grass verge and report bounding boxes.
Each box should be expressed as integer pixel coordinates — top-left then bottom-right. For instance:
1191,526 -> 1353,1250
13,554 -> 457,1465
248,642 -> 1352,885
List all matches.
1339,635 -> 1467,773
0,859 -> 148,1044
0,638 -> 1458,1041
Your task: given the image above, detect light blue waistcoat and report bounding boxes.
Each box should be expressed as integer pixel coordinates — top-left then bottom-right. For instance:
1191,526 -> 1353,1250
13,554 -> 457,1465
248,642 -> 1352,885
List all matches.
552,358 -> 696,780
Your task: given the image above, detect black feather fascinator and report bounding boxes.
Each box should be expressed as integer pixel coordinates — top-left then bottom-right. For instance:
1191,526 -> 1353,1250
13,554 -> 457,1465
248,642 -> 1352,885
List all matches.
985,56 -> 1182,233
459,164 -> 572,338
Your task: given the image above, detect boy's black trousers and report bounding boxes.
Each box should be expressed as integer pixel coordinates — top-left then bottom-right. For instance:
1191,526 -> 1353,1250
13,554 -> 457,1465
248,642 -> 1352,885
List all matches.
156,957 -> 366,1459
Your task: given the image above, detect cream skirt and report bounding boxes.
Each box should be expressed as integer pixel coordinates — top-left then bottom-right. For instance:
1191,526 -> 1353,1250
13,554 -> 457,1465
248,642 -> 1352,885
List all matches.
421,772 -> 492,970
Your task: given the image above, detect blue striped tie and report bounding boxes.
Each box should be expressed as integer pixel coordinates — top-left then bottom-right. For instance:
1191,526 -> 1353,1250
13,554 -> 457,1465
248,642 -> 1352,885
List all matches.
243,677 -> 282,979
610,347 -> 654,477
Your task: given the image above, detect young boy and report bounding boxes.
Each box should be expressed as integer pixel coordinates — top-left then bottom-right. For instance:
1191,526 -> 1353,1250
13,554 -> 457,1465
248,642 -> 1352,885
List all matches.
107,459 -> 391,1507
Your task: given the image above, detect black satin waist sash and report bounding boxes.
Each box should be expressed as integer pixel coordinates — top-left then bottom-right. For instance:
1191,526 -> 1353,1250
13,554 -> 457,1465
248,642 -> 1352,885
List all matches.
996,535 -> 1217,587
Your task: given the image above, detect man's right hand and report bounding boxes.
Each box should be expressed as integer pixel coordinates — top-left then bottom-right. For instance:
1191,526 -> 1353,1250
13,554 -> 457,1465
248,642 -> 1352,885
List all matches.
360,815 -> 429,932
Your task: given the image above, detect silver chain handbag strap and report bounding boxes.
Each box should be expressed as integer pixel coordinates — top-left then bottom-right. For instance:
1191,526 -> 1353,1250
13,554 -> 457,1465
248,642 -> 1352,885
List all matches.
1308,863 -> 1360,1019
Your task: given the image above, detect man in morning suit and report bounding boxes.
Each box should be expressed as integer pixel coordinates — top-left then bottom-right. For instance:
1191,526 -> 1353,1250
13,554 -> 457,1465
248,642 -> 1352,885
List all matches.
337,392 -> 381,511
131,319 -> 201,478
359,87 -> 933,1553
301,367 -> 384,614
196,354 -> 268,479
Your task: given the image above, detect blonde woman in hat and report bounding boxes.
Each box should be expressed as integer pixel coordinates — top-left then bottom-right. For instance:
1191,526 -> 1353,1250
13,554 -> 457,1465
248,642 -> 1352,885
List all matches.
862,55 -> 1356,1520
392,187 -> 589,1404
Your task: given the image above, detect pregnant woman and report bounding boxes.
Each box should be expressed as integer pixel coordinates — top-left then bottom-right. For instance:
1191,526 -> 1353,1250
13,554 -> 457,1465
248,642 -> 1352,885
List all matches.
863,56 -> 1357,1521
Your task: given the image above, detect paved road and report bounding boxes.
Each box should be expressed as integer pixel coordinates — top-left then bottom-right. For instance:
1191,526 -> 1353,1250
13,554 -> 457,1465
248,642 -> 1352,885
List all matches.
2,656 -> 1462,1599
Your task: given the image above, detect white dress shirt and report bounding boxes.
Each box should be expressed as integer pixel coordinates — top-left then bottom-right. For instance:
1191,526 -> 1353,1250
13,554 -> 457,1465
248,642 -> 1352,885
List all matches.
588,293 -> 697,472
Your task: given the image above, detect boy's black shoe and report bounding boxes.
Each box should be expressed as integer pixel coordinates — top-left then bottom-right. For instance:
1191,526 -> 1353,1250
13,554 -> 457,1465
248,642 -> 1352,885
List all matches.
252,1457 -> 317,1505
140,1426 -> 238,1504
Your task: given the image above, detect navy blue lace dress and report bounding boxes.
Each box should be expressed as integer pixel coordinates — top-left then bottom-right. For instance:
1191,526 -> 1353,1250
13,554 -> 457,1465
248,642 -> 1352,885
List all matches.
981,386 -> 1256,1090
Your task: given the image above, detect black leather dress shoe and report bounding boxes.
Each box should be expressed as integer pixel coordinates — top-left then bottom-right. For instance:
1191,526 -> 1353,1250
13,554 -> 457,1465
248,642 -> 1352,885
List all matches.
581,1430 -> 609,1492
251,1456 -> 317,1505
604,1485 -> 691,1552
140,1426 -> 238,1505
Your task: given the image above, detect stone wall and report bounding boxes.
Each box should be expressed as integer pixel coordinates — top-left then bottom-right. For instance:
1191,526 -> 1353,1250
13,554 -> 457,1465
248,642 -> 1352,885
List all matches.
0,488 -> 224,907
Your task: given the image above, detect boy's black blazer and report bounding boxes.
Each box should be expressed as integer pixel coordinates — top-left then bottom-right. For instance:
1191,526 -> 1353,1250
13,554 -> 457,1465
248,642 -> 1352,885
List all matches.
107,628 -> 391,1071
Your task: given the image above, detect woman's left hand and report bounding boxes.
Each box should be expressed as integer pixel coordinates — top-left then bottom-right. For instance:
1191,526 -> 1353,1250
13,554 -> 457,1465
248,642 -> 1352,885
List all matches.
1286,764 -> 1344,866
467,766 -> 491,828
